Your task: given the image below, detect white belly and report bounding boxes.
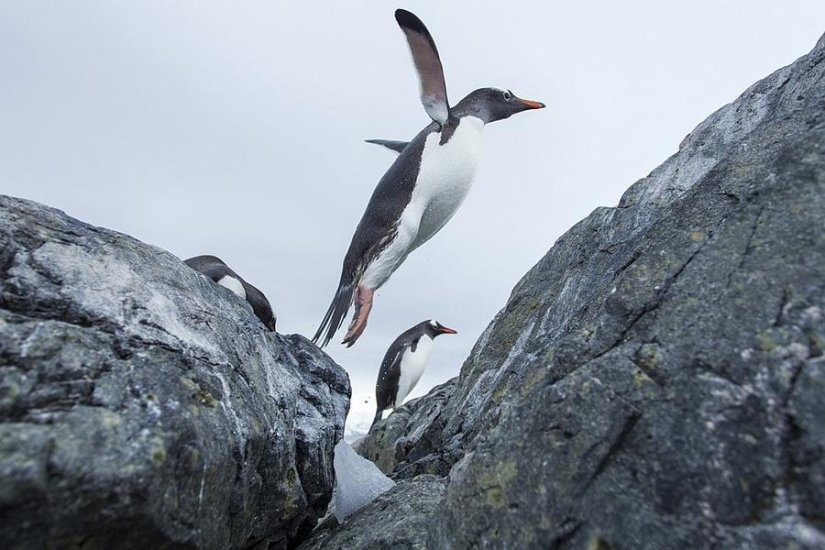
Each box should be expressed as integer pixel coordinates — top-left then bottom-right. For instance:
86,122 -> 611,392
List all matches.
409,116 -> 484,250
395,335 -> 434,408
217,275 -> 246,299
361,116 -> 484,291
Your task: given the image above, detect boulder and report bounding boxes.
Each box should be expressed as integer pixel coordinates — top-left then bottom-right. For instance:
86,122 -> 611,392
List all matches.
0,196 -> 350,549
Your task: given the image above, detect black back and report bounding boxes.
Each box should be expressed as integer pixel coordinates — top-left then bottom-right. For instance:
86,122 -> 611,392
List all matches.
342,129 -> 432,279
312,125 -> 438,347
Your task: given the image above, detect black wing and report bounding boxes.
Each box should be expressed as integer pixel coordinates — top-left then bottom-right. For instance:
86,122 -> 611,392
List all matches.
375,343 -> 404,413
395,9 -> 449,125
365,139 -> 409,154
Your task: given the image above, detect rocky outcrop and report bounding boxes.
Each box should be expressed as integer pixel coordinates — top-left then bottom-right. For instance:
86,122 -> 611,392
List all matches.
318,34 -> 825,548
0,196 -> 350,550
354,380 -> 458,478
298,476 -> 446,550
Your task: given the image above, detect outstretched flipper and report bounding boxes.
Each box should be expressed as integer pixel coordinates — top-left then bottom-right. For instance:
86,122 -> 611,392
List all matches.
395,9 -> 450,125
371,344 -> 402,431
365,139 -> 409,154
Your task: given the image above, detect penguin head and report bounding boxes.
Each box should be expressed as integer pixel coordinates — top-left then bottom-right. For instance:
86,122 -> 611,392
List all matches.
245,284 -> 277,333
454,87 -> 544,124
254,301 -> 277,332
425,319 -> 457,338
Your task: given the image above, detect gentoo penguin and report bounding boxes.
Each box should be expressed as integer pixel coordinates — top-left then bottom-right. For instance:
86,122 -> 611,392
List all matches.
313,9 -> 543,347
371,320 -> 456,430
184,255 -> 277,332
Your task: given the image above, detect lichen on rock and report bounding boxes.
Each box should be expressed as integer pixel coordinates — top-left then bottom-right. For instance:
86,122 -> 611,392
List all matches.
0,196 -> 351,550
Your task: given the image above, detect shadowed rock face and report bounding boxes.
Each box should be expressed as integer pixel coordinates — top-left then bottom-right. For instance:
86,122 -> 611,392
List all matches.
325,34 -> 825,549
0,196 -> 350,550
354,380 -> 458,479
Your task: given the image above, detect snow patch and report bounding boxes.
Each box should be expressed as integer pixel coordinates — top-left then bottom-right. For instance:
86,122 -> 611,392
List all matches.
333,440 -> 395,523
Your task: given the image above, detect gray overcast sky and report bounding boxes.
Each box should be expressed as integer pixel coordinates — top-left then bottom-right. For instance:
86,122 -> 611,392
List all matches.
2,2 -> 824,434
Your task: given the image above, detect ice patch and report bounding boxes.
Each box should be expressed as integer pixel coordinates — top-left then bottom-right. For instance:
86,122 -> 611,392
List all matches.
333,440 -> 395,523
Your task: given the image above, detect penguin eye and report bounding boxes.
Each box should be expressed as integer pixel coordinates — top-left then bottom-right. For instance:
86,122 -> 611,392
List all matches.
503,90 -> 512,101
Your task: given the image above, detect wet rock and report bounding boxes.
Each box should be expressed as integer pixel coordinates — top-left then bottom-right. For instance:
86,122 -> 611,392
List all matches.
0,196 -> 350,549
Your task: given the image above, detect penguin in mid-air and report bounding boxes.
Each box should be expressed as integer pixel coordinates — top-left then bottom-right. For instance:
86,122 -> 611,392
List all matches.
184,255 -> 277,332
313,9 -> 544,347
371,320 -> 457,430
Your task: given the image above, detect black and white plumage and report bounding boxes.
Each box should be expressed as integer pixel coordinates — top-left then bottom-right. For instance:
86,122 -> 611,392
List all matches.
184,255 -> 277,332
313,9 -> 544,348
371,320 -> 456,430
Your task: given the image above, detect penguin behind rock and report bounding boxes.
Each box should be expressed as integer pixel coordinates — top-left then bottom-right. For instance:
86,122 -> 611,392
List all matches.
370,320 -> 456,431
184,255 -> 277,332
313,9 -> 543,348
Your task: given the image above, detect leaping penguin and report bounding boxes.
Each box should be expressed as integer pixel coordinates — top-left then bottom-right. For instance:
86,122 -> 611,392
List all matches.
184,255 -> 277,332
371,320 -> 456,431
313,9 -> 544,347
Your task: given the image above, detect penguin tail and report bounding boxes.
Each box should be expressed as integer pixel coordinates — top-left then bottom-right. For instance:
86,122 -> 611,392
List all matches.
312,273 -> 355,348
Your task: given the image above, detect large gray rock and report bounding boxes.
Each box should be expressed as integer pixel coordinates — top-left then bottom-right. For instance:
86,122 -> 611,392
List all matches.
0,196 -> 351,549
336,33 -> 825,549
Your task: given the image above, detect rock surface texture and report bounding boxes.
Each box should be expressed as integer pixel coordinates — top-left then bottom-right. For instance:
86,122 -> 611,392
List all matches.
312,34 -> 825,549
0,196 -> 350,550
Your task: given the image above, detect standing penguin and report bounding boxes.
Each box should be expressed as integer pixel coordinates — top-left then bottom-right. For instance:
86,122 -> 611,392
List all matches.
371,320 -> 456,431
184,255 -> 277,332
313,9 -> 544,347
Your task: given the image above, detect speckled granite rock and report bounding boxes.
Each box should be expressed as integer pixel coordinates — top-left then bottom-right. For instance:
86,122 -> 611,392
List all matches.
0,196 -> 350,550
339,33 -> 825,549
355,380 -> 458,479
297,476 -> 446,550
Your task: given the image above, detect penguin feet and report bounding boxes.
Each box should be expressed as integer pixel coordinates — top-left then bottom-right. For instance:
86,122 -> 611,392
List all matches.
343,286 -> 374,347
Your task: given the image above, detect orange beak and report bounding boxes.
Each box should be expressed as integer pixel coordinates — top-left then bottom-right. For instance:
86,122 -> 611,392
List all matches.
438,325 -> 457,335
518,98 -> 545,110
